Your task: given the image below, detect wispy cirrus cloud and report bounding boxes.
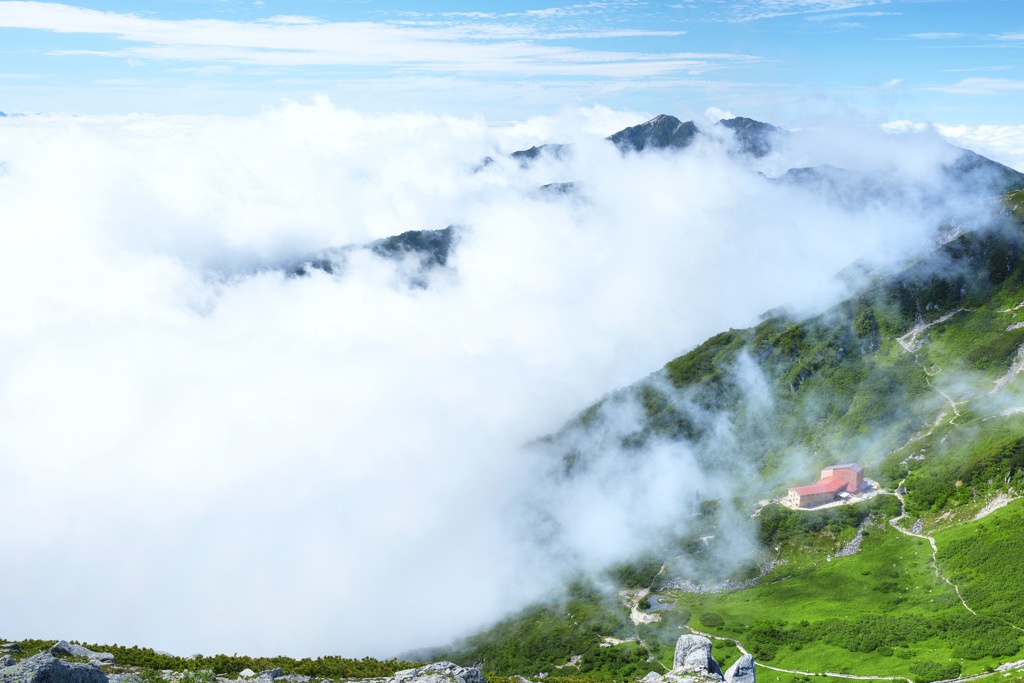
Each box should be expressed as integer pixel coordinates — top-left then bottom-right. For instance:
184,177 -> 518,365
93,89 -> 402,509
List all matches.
925,77 -> 1024,95
0,1 -> 753,77
908,32 -> 965,39
710,0 -> 891,23
805,10 -> 900,21
941,66 -> 1010,72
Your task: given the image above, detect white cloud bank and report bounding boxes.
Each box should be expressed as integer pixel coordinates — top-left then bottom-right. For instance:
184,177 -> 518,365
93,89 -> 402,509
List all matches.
885,119 -> 1024,172
0,100 -> 1004,659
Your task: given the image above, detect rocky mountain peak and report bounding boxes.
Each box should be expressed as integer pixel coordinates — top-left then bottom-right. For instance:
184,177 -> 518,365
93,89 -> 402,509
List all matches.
607,114 -> 700,153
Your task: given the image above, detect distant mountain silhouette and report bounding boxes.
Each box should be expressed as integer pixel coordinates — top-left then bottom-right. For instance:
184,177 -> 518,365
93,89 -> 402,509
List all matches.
288,226 -> 456,288
510,144 -> 571,167
716,116 -> 784,158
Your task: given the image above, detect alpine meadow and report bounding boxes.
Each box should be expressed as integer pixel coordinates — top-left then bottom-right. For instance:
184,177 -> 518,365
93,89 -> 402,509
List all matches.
2,4 -> 1024,683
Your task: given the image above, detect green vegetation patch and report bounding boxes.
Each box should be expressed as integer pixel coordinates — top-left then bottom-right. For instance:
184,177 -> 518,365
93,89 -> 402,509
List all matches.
664,517 -> 1021,680
437,580 -> 642,678
0,640 -> 417,680
936,498 -> 1024,626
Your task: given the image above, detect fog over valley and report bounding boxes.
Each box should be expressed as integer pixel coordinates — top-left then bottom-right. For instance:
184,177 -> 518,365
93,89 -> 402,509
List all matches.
0,100 -> 1017,659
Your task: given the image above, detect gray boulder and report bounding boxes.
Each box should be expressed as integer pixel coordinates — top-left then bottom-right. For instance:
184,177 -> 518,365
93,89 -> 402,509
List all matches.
0,652 -> 109,683
723,656 -> 754,683
672,636 -> 722,679
639,673 -> 664,683
1,647 -> 19,655
256,671 -> 282,681
238,671 -> 255,679
673,636 -> 709,672
391,662 -> 484,683
49,643 -> 115,666
107,675 -> 142,683
1,657 -> 14,669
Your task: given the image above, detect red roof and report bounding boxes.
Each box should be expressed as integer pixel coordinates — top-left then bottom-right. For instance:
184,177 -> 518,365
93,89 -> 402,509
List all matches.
791,476 -> 849,496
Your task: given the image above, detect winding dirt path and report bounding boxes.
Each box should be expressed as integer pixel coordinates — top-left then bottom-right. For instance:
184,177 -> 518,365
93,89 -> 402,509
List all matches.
668,487 -> 1024,683
685,626 -> 913,683
885,484 -> 977,616
897,311 -> 970,426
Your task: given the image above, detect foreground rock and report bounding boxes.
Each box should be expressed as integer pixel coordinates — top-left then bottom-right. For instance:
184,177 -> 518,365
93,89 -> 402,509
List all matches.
0,653 -> 109,683
723,655 -> 755,683
50,642 -> 116,666
391,662 -> 484,683
671,635 -> 724,679
644,634 -> 751,683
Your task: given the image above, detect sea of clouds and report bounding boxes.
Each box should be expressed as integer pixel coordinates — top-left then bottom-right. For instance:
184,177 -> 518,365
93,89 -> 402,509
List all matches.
0,99 -> 1009,658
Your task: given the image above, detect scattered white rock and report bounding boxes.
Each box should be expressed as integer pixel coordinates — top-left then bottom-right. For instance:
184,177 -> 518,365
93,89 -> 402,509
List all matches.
975,493 -> 1019,520
107,674 -> 143,683
996,659 -> 1024,672
390,662 -> 484,683
661,560 -> 785,595
238,670 -> 256,679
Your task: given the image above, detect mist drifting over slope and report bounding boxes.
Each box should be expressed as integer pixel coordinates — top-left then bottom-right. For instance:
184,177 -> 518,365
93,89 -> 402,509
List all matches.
0,100 -> 1007,658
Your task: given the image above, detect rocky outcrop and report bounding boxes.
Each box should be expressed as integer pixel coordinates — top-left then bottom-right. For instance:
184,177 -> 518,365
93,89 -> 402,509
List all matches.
638,634 -> 747,683
0,653 -> 109,683
608,115 -> 700,153
1,647 -> 19,655
1,657 -> 13,669
391,662 -> 484,683
724,655 -> 755,683
672,635 -> 723,678
49,641 -> 116,666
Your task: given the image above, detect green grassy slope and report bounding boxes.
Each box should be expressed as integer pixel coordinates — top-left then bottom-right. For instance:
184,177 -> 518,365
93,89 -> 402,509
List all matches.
550,195 -> 1024,503
436,196 -> 1024,682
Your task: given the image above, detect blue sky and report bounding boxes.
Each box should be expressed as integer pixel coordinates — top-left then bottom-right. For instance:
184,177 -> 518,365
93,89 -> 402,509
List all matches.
0,0 -> 1022,124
